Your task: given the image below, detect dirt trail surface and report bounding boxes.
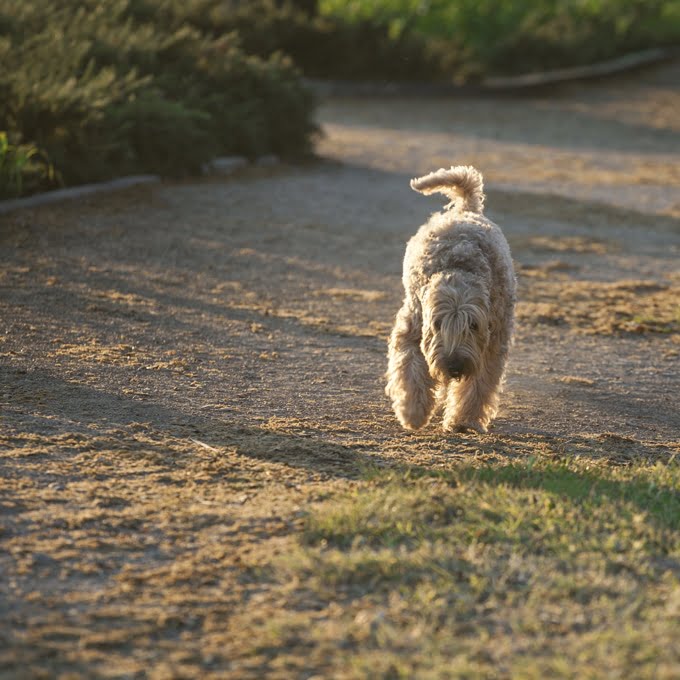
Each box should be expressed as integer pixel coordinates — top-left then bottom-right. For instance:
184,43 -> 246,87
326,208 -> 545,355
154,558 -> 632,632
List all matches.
1,62 -> 679,677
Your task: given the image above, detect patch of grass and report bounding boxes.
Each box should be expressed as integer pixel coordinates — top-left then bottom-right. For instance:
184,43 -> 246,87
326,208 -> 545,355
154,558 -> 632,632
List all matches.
253,456 -> 680,677
519,278 -> 680,336
630,309 -> 680,335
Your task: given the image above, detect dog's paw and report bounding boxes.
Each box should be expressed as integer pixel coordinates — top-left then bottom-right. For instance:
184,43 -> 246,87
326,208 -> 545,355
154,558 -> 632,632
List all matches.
397,403 -> 432,430
444,421 -> 488,435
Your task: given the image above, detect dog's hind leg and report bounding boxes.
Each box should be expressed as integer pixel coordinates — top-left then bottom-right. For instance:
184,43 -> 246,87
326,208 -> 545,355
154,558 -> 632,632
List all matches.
442,351 -> 507,434
385,302 -> 436,430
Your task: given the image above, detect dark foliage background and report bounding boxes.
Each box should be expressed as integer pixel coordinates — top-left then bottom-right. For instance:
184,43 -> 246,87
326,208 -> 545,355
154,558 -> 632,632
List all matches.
1,0 -> 677,198
0,0 -> 317,197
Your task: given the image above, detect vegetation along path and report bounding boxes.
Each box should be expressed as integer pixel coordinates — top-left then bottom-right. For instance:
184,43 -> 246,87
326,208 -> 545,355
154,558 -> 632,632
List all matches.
1,62 -> 679,678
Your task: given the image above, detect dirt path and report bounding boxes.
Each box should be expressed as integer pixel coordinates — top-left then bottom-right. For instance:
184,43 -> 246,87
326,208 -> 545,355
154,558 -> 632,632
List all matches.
1,63 -> 679,677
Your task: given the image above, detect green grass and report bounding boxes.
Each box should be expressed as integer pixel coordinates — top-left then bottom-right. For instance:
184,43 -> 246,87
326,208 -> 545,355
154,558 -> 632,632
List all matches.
254,456 -> 680,678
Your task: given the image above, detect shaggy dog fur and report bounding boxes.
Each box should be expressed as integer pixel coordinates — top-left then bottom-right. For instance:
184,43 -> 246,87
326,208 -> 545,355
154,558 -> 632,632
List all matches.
386,165 -> 516,433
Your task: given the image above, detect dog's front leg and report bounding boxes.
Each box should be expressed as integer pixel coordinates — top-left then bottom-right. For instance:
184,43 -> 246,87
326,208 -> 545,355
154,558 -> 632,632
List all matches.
385,301 -> 435,430
442,349 -> 507,434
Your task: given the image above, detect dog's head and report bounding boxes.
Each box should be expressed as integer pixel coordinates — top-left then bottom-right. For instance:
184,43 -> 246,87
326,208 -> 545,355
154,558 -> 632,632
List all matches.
420,272 -> 490,382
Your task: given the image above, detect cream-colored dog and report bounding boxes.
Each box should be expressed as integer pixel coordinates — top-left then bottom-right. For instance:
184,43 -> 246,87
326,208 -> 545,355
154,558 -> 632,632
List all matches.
386,166 -> 516,433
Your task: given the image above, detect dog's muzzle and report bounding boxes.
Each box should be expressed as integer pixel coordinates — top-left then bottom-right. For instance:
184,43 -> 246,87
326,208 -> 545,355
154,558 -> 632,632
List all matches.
446,355 -> 470,380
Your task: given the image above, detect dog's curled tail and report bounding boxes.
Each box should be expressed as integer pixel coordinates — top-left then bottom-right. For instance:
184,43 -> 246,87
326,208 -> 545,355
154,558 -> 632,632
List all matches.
410,165 -> 485,214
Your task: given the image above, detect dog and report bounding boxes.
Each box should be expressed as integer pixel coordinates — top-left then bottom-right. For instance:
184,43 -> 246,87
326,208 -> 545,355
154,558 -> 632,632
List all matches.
385,165 -> 516,434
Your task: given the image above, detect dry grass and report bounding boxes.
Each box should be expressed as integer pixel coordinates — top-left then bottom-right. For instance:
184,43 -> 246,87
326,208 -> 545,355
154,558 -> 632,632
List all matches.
518,277 -> 680,335
244,458 -> 680,679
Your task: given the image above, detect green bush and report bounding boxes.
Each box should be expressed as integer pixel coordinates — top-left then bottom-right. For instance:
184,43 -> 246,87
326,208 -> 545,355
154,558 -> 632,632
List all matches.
0,0 -> 317,196
154,0 -> 456,82
320,0 -> 680,77
165,0 -> 679,84
0,132 -> 58,199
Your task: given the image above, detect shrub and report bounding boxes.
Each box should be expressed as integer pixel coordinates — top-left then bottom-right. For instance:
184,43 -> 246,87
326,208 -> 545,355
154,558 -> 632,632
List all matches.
0,132 -> 58,199
0,0 -> 317,196
156,0 -> 457,82
167,0 -> 680,83
320,0 -> 680,77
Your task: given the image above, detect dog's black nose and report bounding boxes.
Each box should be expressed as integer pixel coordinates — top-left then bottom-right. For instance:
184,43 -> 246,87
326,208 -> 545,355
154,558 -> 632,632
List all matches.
447,356 -> 466,379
